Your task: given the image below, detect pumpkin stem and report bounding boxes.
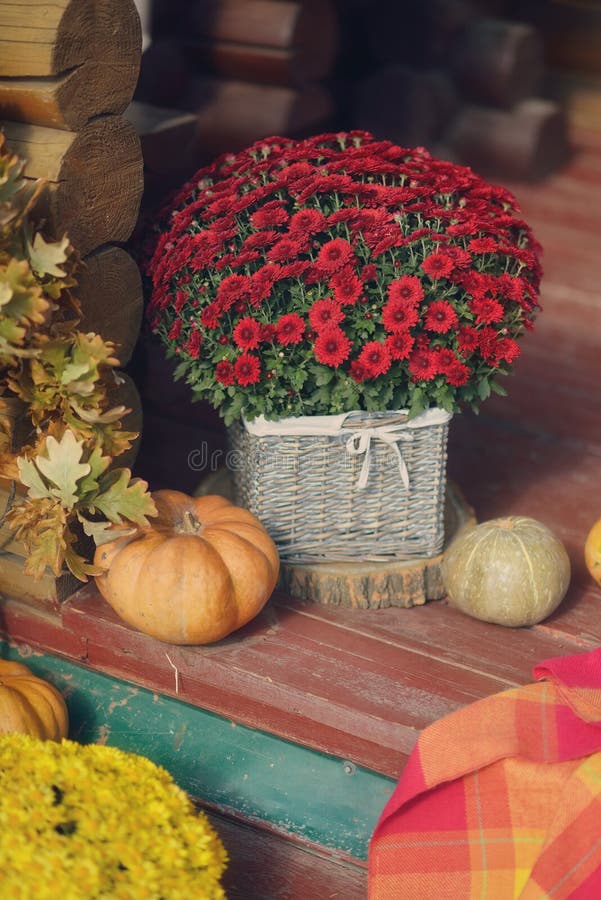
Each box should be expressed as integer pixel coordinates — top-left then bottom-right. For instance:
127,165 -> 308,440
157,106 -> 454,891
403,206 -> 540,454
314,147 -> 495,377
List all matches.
177,510 -> 202,534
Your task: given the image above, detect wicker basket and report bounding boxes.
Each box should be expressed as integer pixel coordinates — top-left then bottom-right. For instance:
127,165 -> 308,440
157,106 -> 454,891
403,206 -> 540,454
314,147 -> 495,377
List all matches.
228,408 -> 452,563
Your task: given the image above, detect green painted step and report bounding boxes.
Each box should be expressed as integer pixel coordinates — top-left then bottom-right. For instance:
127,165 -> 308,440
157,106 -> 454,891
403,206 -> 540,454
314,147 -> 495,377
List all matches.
2,643 -> 394,860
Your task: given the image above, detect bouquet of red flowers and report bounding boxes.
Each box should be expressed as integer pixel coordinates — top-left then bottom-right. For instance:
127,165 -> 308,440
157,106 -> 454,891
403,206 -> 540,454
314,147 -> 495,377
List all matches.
145,131 -> 542,426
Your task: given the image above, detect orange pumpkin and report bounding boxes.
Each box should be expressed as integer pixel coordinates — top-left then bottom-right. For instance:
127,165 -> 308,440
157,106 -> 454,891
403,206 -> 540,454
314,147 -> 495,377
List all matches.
0,659 -> 69,740
94,490 -> 280,644
585,519 -> 601,588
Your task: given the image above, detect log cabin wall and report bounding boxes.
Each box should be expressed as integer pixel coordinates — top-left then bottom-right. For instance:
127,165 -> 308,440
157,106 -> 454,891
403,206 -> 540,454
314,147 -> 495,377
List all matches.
135,0 -> 578,184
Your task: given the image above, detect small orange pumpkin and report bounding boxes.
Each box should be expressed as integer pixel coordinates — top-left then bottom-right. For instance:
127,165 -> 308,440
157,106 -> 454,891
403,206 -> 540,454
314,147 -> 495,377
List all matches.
585,519 -> 601,588
0,659 -> 69,740
94,490 -> 280,644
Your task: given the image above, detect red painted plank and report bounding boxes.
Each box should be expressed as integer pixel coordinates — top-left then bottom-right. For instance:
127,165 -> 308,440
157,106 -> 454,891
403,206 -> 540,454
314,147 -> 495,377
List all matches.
0,599 -> 87,660
273,596 -> 578,687
206,809 -> 367,900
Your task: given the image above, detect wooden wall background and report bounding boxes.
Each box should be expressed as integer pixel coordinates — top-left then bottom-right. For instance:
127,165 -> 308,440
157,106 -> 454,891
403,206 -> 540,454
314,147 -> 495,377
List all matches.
131,0 -> 600,185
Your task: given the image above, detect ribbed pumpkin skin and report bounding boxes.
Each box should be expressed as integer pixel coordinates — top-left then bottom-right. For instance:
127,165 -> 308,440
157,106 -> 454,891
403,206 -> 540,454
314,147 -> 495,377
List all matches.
0,659 -> 69,740
442,516 -> 571,627
94,490 -> 280,645
585,519 -> 601,588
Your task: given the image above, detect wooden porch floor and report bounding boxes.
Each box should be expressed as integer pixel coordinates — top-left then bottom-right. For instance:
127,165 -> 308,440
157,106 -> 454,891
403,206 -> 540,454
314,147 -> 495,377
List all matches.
1,126 -> 600,897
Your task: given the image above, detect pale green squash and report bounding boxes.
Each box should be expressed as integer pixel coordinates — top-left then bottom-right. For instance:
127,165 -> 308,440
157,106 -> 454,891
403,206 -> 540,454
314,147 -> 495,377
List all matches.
442,516 -> 571,627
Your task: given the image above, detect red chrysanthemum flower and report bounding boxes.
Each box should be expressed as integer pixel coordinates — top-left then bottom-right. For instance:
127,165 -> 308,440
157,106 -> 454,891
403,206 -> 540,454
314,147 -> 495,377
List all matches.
408,348 -> 438,382
215,360 -> 235,385
385,332 -> 414,361
424,300 -> 459,333
349,359 -> 368,382
358,341 -> 391,377
230,249 -> 260,268
495,273 -> 523,303
330,269 -> 364,305
478,327 -> 504,363
387,276 -> 424,306
495,337 -> 521,364
445,359 -> 471,386
167,319 -> 182,341
173,290 -> 188,314
259,323 -> 276,342
468,236 -> 498,254
249,265 -> 280,305
457,325 -> 479,357
445,247 -> 472,270
250,201 -> 289,229
184,329 -> 202,359
243,230 -> 278,250
233,316 -> 262,350
361,264 -> 377,282
278,260 -> 311,279
276,313 -> 305,345
382,297 -> 420,333
217,273 -> 251,308
266,237 -> 305,262
470,297 -> 504,324
200,302 -> 222,329
287,208 -> 326,235
308,298 -> 344,331
313,327 -> 352,367
234,354 -> 261,385
421,252 -> 455,280
315,238 -> 354,275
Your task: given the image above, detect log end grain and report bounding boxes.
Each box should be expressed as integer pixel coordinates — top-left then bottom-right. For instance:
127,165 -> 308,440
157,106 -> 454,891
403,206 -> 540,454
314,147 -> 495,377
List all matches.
77,245 -> 143,366
450,18 -> 544,109
444,98 -> 572,181
7,116 -> 145,257
0,0 -> 141,81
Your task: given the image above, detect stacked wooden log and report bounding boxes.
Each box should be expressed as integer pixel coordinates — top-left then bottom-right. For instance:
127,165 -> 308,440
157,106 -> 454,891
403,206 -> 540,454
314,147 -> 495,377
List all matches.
135,0 -> 339,164
0,0 -> 145,606
340,0 -> 570,180
516,0 -> 601,79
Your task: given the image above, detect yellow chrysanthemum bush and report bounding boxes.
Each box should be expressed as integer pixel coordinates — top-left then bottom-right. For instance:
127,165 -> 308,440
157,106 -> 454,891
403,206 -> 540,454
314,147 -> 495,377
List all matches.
0,733 -> 228,899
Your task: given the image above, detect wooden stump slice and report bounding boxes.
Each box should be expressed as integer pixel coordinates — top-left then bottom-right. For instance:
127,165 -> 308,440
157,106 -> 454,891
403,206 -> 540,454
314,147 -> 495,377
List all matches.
278,482 -> 476,609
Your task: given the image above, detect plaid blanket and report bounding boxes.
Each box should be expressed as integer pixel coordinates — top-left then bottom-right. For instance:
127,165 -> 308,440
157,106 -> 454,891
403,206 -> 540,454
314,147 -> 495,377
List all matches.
368,649 -> 601,899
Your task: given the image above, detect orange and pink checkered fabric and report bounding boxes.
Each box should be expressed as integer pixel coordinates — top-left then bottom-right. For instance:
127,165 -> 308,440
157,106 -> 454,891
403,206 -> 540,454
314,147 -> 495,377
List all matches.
368,649 -> 601,899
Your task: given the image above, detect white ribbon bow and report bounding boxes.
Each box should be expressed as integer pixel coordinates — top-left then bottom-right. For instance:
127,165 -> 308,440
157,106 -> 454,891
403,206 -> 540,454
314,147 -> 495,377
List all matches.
345,425 -> 413,491
243,408 -> 452,492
